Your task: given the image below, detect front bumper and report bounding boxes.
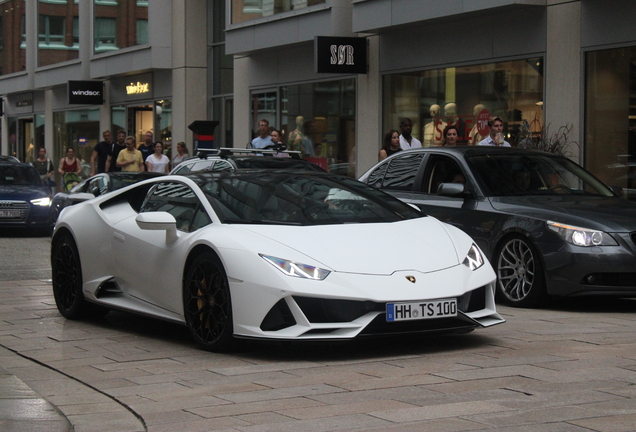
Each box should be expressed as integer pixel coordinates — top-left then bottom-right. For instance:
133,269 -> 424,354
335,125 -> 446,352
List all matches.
539,232 -> 636,297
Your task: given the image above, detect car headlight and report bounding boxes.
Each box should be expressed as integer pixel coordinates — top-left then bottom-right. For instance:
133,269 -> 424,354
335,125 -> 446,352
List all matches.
260,254 -> 330,280
462,243 -> 484,271
30,197 -> 51,207
547,221 -> 618,246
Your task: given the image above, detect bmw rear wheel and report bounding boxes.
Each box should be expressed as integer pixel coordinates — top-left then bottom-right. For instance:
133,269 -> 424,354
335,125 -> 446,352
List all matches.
51,233 -> 107,319
495,235 -> 547,308
183,252 -> 234,351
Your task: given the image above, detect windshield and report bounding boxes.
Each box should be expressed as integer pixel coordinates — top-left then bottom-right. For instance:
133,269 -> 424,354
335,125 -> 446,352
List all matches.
466,153 -> 615,197
0,165 -> 41,186
194,172 -> 422,225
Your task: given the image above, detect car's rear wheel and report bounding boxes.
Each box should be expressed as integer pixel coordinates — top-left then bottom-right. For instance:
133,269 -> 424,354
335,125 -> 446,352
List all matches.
495,235 -> 547,308
183,252 -> 234,351
51,233 -> 107,319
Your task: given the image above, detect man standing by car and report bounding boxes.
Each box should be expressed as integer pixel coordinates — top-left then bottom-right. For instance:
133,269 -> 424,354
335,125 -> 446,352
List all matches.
90,130 -> 113,176
116,136 -> 144,172
399,118 -> 422,150
106,130 -> 127,172
251,119 -> 272,149
477,116 -> 511,147
138,131 -> 155,163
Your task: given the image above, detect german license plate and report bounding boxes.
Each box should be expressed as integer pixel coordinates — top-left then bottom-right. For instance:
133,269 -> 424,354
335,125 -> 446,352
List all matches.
0,210 -> 21,218
386,298 -> 457,322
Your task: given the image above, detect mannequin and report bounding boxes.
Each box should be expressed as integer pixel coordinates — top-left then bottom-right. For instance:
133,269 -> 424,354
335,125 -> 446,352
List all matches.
287,116 -> 305,152
423,104 -> 445,146
469,104 -> 487,145
444,102 -> 467,144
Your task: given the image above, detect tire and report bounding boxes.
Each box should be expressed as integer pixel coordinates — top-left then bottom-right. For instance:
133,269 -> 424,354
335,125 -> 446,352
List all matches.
183,252 -> 234,351
51,233 -> 107,319
495,235 -> 547,308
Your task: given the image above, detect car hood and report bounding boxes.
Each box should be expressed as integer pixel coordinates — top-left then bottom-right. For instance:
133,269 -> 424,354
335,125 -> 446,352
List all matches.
235,217 -> 461,275
0,185 -> 50,200
489,195 -> 636,232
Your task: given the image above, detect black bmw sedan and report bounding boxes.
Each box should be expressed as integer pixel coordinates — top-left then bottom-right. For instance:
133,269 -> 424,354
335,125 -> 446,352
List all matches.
359,147 -> 636,307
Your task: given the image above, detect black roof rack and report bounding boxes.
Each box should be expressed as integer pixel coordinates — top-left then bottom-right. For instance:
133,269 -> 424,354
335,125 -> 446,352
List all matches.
197,145 -> 302,160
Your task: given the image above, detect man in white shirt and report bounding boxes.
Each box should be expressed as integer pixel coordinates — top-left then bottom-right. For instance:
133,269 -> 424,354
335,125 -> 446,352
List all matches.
399,118 -> 422,150
477,116 -> 511,147
251,119 -> 273,149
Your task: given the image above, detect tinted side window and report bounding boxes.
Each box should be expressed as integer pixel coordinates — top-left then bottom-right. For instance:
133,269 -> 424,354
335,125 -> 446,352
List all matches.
423,156 -> 465,194
382,152 -> 424,190
141,182 -> 211,232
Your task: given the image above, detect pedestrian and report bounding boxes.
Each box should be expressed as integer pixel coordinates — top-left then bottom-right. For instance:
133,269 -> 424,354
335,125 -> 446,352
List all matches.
106,130 -> 127,172
90,130 -> 113,176
32,147 -> 55,185
443,125 -> 460,147
379,129 -> 402,160
58,147 -> 82,190
172,141 -> 189,167
138,131 -> 155,162
116,136 -> 144,172
146,142 -> 170,173
399,118 -> 422,150
477,116 -> 511,147
250,119 -> 272,149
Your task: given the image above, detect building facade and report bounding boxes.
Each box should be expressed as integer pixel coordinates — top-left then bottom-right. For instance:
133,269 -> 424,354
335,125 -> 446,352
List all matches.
226,0 -> 636,196
0,0 -> 207,188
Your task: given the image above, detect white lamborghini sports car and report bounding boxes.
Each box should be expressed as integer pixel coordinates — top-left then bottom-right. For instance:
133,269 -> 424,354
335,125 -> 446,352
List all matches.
51,170 -> 504,351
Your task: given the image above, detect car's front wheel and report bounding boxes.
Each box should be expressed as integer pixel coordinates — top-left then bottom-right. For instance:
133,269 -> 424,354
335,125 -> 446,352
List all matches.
495,235 -> 547,308
183,251 -> 234,351
51,232 -> 107,319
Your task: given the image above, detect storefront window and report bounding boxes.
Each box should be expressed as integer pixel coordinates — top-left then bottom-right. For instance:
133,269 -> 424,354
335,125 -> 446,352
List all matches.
52,108 -> 99,190
0,0 -> 25,76
38,0 -> 79,67
383,58 -> 544,147
251,78 -> 356,176
93,0 -> 148,54
585,47 -> 636,200
232,0 -> 325,24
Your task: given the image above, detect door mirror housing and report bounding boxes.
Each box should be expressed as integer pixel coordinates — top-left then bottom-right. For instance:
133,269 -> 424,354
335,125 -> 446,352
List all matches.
437,182 -> 466,197
136,212 -> 178,243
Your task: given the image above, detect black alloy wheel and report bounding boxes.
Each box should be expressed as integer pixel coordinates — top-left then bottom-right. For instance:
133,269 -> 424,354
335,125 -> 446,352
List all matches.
495,235 -> 547,308
183,252 -> 234,351
51,233 -> 106,319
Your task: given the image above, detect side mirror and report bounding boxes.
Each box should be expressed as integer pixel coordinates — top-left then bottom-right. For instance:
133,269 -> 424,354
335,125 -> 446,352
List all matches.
135,212 -> 178,244
608,186 -> 624,197
69,192 -> 97,203
437,182 -> 466,197
90,186 -> 101,197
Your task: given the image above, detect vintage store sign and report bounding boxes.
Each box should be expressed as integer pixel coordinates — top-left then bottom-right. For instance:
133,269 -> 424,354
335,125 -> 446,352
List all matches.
315,36 -> 367,74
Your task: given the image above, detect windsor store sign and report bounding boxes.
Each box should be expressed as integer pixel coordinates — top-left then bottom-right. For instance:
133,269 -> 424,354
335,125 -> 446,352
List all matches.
315,36 -> 367,74
68,81 -> 104,105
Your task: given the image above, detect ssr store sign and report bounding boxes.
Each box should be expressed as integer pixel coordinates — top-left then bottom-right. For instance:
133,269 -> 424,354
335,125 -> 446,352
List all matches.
315,36 -> 367,74
68,81 -> 104,105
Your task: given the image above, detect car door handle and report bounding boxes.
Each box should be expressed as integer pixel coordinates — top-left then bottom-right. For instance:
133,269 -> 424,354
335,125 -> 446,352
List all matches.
113,232 -> 125,243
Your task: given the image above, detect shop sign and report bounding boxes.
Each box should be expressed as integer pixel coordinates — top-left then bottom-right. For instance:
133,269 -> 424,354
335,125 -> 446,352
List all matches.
15,100 -> 32,108
477,109 -> 491,137
126,82 -> 150,95
68,81 -> 104,105
315,36 -> 367,74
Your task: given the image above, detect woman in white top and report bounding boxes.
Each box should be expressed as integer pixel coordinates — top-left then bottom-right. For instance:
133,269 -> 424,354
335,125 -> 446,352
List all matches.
146,142 -> 170,173
172,141 -> 189,167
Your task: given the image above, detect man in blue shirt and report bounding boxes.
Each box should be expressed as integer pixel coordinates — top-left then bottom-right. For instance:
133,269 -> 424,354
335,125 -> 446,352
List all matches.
251,119 -> 273,149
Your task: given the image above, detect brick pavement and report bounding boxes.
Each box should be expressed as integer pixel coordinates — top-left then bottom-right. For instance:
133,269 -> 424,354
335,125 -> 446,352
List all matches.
0,279 -> 635,431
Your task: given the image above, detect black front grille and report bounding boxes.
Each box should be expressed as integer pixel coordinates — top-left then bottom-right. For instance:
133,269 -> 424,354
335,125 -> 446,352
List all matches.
0,201 -> 29,221
360,315 -> 476,336
581,273 -> 636,287
293,296 -> 383,323
260,299 -> 296,331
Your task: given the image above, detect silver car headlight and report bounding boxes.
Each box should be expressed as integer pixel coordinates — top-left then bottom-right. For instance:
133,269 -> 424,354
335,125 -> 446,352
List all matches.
30,197 -> 51,207
547,221 -> 618,247
260,254 -> 331,280
462,243 -> 484,271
